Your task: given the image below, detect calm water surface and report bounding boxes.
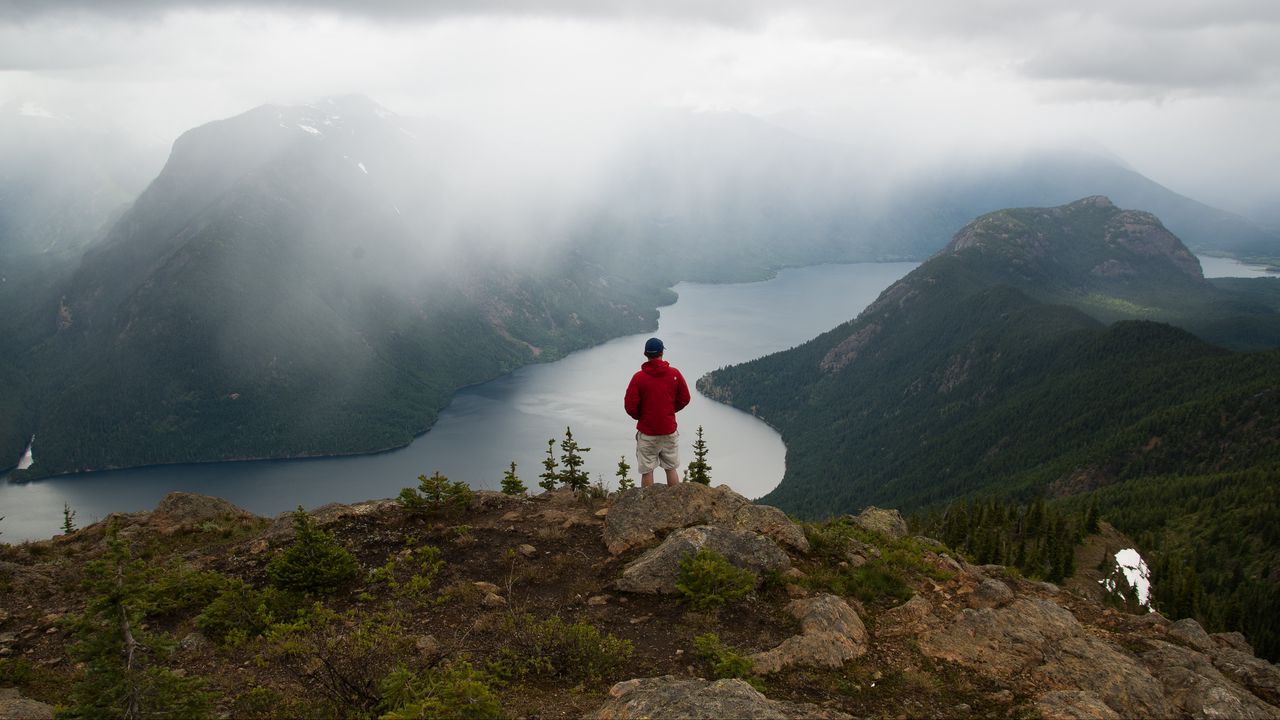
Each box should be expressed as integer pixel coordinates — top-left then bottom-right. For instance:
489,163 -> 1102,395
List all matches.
1,262 -> 916,541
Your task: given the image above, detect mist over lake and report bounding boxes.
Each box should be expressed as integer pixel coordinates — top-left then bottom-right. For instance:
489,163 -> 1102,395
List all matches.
1,262 -> 916,542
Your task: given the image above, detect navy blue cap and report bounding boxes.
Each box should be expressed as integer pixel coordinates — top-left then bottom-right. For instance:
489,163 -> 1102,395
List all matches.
644,337 -> 665,354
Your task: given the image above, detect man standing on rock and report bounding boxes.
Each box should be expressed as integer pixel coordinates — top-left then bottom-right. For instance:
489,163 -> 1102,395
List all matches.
624,337 -> 691,487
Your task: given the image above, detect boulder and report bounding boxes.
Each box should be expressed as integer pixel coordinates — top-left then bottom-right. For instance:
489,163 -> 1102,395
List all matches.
615,526 -> 790,595
1210,647 -> 1280,706
921,598 -> 1172,718
847,506 -> 908,540
968,578 -> 1014,610
1212,631 -> 1253,654
876,594 -> 938,638
148,492 -> 257,530
1035,691 -> 1121,720
752,594 -> 868,674
1141,640 -> 1279,719
0,688 -> 54,720
1166,617 -> 1215,653
603,484 -> 808,556
588,676 -> 852,719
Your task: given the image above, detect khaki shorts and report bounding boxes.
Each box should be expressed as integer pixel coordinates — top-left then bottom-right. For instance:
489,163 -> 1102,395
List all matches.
635,431 -> 680,473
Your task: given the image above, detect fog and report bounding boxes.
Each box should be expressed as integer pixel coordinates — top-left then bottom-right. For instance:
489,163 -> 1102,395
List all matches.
1,1 -> 1277,222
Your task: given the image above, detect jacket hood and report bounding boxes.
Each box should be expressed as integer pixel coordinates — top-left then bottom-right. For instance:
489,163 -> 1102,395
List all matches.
641,359 -> 670,376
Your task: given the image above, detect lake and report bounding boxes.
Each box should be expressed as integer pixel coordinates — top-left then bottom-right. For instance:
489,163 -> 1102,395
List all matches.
0,262 -> 917,542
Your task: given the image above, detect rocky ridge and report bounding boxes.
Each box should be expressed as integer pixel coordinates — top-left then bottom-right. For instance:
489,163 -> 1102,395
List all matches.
0,486 -> 1277,718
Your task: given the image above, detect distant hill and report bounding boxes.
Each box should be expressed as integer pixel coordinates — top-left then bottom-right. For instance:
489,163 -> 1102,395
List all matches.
701,196 -> 1280,657
7,97 -> 673,477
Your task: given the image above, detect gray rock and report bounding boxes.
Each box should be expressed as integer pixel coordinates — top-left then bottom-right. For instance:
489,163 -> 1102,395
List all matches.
921,598 -> 1171,718
1209,647 -> 1280,706
587,676 -> 852,719
847,506 -> 908,539
0,688 -> 54,720
1142,640 -> 1280,719
615,526 -> 790,595
603,484 -> 808,556
752,594 -> 868,674
1168,618 -> 1215,653
968,578 -> 1014,609
149,492 -> 255,527
876,594 -> 937,638
1035,690 -> 1121,720
415,634 -> 442,660
1212,631 -> 1253,654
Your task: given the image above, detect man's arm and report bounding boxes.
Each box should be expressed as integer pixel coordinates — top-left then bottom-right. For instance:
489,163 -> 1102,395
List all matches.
674,370 -> 691,413
624,375 -> 642,420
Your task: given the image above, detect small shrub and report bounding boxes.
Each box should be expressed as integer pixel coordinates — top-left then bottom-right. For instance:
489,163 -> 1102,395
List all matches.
196,580 -> 302,647
262,607 -> 415,716
380,661 -> 503,719
370,541 -> 444,607
693,633 -> 764,691
400,472 -> 473,514
500,461 -> 527,496
675,549 -> 756,611
266,507 -> 359,595
229,687 -> 309,720
489,614 -> 633,683
145,564 -> 233,617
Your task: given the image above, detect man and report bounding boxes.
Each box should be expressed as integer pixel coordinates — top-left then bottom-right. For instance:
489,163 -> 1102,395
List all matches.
624,337 -> 691,487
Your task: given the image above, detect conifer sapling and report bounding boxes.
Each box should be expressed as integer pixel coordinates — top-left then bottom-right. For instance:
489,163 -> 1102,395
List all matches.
687,425 -> 712,485
538,438 -> 560,492
616,455 -> 633,491
559,426 -> 591,492
501,461 -> 527,495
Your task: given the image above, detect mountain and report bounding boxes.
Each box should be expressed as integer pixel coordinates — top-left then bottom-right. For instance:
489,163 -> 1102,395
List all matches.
4,485 -> 1279,717
701,197 -> 1280,655
6,98 -> 1277,478
702,197 -> 1280,513
7,97 -> 673,477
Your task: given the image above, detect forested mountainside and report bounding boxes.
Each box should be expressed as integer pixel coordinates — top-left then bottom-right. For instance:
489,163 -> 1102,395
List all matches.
4,96 -> 1278,478
702,197 -> 1280,658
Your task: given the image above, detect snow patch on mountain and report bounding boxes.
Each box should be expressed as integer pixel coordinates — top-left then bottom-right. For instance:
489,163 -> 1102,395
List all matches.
297,124 -> 322,136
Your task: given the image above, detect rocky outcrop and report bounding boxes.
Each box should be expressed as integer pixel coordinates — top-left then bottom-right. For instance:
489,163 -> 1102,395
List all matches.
0,688 -> 55,720
1035,690 -> 1120,720
588,676 -> 853,720
1141,640 -> 1279,719
846,506 -> 908,540
148,492 -> 257,531
920,598 -> 1173,718
967,578 -> 1014,609
751,594 -> 868,674
615,526 -> 790,595
603,484 -> 808,556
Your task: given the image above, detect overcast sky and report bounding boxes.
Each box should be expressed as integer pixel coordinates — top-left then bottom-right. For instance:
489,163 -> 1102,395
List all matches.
2,0 -> 1277,215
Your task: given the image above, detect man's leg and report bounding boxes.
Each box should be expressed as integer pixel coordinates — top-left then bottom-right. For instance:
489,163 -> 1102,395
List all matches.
641,471 -> 655,487
664,467 -> 680,485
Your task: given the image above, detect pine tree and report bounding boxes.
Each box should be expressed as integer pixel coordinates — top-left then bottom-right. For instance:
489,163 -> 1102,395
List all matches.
64,521 -> 214,719
501,461 -> 527,496
267,507 -> 359,595
1084,499 -> 1100,534
687,425 -> 712,485
538,438 -> 560,492
559,426 -> 592,492
62,501 -> 77,534
616,455 -> 634,491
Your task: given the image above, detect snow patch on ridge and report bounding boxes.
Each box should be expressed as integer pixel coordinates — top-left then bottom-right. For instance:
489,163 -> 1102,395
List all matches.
1099,547 -> 1152,610
297,124 -> 322,136
357,162 -> 368,175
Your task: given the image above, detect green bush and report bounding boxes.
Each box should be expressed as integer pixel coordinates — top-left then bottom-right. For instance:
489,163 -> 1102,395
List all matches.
675,549 -> 756,611
266,507 -> 359,595
369,541 -> 444,607
399,471 -> 473,514
196,579 -> 302,647
693,633 -> 763,690
380,661 -> 503,719
490,614 -> 633,683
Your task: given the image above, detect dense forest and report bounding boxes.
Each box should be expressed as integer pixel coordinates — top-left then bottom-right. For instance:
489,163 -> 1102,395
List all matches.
703,198 -> 1280,659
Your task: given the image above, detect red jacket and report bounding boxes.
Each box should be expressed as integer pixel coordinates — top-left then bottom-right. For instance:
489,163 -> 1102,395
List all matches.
625,359 -> 691,436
